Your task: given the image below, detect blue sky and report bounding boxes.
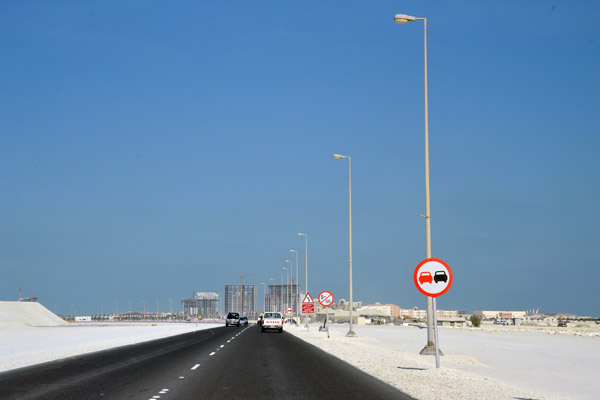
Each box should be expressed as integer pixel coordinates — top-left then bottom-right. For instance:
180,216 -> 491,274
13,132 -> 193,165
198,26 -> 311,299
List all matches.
1,1 -> 599,317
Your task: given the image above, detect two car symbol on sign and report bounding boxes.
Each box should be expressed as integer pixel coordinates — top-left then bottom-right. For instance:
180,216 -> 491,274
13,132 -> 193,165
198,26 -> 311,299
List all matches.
418,271 -> 448,284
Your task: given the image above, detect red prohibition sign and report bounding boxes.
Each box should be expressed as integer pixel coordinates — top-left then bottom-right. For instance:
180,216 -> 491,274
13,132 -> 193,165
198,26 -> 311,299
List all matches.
413,258 -> 453,297
318,291 -> 334,307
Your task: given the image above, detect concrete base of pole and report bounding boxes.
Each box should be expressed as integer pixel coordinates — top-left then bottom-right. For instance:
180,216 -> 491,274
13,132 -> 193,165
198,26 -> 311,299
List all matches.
419,345 -> 444,356
346,330 -> 357,337
319,326 -> 327,331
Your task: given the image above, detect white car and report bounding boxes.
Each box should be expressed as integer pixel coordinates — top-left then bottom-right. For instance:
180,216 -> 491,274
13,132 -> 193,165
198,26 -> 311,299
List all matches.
261,312 -> 283,333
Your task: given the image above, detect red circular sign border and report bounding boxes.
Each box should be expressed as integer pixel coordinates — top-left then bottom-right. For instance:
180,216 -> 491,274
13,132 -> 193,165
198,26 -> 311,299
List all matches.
413,258 -> 453,298
318,290 -> 334,307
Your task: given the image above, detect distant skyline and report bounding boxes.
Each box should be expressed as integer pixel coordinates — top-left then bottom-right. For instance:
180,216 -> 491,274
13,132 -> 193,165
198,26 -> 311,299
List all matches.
1,1 -> 599,317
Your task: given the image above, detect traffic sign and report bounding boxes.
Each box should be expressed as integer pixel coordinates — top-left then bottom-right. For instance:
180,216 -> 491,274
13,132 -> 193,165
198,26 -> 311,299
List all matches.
318,291 -> 334,307
286,307 -> 293,315
414,258 -> 453,297
302,292 -> 315,314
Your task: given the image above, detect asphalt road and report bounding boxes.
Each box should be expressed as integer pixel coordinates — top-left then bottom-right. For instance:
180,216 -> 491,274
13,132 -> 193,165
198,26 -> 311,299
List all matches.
0,324 -> 415,400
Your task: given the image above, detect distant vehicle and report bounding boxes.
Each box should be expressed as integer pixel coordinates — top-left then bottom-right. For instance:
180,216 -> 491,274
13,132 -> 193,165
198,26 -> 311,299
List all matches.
262,312 -> 283,333
419,271 -> 433,284
434,271 -> 448,283
558,321 -> 567,327
226,312 -> 240,327
240,316 -> 248,326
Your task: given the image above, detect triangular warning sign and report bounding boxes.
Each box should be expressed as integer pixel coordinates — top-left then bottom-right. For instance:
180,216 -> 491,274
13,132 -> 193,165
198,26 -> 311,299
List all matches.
302,292 -> 314,303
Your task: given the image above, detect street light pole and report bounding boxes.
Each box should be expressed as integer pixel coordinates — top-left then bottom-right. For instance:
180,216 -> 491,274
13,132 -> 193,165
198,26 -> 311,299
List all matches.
290,249 -> 299,321
282,267 -> 287,313
394,13 -> 438,355
261,282 -> 266,313
334,154 -> 356,337
269,278 -> 275,311
285,259 -> 293,319
298,233 -> 309,328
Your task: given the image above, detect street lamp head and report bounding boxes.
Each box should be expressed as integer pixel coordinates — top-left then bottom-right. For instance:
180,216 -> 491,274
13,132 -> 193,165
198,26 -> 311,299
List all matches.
394,14 -> 416,24
289,249 -> 297,253
285,260 -> 291,263
298,232 -> 305,237
333,154 -> 348,159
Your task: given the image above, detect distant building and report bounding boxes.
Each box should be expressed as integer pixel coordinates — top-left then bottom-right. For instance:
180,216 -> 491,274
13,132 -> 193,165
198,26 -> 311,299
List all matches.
335,299 -> 362,312
474,310 -> 527,320
361,303 -> 402,319
358,304 -> 394,318
225,285 -> 257,318
399,307 -> 459,321
400,307 -> 428,320
265,283 -> 299,314
182,292 -> 220,319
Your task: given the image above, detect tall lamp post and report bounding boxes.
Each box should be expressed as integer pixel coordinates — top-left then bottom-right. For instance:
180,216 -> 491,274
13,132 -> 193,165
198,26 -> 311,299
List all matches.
290,249 -> 299,321
394,13 -> 437,355
333,153 -> 356,337
297,232 -> 309,328
261,282 -> 266,313
286,259 -> 294,317
269,278 -> 275,311
282,267 -> 287,313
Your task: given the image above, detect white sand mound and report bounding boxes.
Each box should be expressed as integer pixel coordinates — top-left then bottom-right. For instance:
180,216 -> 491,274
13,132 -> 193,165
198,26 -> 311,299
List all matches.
0,301 -> 67,328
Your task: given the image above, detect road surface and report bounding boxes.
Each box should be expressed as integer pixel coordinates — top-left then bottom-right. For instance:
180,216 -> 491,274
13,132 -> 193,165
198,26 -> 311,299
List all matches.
0,324 -> 415,400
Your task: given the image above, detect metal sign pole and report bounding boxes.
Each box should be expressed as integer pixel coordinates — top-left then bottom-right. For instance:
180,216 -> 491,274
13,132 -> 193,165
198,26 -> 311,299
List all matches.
326,307 -> 330,338
432,297 -> 440,369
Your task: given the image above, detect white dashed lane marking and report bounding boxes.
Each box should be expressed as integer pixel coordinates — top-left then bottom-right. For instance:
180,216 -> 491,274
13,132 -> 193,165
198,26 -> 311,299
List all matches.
153,327 -> 253,398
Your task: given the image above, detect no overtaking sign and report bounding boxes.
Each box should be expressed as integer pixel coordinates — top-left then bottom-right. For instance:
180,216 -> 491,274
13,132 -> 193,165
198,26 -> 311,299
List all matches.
413,258 -> 453,297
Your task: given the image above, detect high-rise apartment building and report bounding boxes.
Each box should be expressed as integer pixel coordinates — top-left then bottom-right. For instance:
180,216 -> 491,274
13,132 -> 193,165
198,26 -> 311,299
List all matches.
181,292 -> 220,319
265,283 -> 299,314
224,285 -> 257,318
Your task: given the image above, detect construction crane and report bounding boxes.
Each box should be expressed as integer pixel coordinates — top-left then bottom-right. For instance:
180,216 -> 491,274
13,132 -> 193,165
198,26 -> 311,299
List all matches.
237,274 -> 254,317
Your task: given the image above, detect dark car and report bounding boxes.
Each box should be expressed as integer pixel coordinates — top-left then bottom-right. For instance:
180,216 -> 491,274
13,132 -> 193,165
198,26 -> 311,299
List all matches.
434,271 -> 448,283
240,316 -> 248,326
226,312 -> 240,327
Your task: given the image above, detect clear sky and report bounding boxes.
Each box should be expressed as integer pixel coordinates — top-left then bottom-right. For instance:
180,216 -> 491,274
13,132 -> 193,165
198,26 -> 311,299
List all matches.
1,1 -> 599,317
